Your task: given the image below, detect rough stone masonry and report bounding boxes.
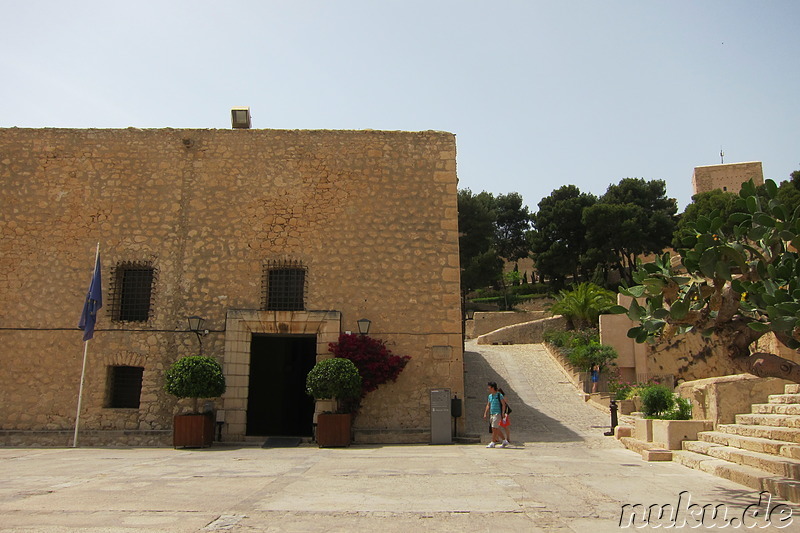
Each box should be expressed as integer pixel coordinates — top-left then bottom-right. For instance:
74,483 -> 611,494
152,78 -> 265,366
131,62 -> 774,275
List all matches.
0,127 -> 463,445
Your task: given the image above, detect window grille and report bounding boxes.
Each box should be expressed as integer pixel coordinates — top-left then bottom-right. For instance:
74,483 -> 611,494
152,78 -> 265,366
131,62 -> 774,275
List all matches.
109,262 -> 155,322
107,366 -> 144,409
262,261 -> 307,311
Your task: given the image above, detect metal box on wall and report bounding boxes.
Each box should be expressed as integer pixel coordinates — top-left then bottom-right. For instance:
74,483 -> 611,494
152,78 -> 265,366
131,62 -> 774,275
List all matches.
430,388 -> 452,444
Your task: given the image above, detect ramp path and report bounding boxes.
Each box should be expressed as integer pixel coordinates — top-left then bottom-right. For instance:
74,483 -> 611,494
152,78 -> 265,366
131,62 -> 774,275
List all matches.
464,340 -> 613,446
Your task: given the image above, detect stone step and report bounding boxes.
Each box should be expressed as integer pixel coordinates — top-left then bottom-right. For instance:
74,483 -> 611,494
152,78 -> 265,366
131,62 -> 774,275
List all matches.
673,450 -> 800,503
673,450 -> 772,491
786,384 -> 800,394
698,431 -> 800,459
716,423 -> 800,444
751,403 -> 800,416
619,436 -> 661,455
683,440 -> 800,479
735,413 -> 800,428
768,393 -> 800,404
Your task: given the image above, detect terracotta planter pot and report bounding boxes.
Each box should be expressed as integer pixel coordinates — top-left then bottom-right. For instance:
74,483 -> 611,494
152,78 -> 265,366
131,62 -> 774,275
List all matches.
316,413 -> 352,447
173,413 -> 214,448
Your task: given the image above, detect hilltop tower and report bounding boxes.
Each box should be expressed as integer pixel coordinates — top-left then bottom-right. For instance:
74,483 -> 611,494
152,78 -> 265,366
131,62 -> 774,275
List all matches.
692,161 -> 763,196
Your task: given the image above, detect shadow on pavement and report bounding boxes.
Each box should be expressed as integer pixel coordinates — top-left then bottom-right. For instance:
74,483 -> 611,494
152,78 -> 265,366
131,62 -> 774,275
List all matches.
464,348 -> 602,444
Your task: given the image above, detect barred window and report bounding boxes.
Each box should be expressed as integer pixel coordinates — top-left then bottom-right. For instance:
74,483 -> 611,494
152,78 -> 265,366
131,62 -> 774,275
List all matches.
263,261 -> 306,311
107,366 -> 144,409
110,262 -> 155,322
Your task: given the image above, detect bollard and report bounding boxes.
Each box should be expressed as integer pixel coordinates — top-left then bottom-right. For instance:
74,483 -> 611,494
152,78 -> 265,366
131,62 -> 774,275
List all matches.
604,399 -> 618,436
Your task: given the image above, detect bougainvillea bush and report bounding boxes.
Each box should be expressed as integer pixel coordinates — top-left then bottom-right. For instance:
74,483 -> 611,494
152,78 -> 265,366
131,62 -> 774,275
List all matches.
329,333 -> 411,398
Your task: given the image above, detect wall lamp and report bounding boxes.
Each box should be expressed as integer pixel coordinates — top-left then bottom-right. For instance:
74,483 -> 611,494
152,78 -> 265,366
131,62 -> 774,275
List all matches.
357,318 -> 371,336
187,315 -> 209,354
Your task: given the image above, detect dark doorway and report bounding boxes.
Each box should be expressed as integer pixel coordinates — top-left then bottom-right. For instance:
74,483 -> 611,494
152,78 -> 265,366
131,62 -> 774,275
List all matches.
246,334 -> 317,436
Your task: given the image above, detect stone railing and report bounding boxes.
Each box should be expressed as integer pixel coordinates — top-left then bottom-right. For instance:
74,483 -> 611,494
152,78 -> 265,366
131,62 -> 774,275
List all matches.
469,311 -> 548,338
475,316 -> 567,345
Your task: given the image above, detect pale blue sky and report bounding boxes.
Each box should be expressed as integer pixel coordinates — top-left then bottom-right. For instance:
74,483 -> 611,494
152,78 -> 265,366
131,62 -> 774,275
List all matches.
1,1 -> 797,211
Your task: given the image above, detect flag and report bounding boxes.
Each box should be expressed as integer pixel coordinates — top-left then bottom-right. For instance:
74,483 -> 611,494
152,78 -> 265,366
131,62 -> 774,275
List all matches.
78,251 -> 102,341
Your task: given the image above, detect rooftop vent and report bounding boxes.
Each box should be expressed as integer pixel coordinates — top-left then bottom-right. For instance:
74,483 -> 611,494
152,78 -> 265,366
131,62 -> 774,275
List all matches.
231,107 -> 251,129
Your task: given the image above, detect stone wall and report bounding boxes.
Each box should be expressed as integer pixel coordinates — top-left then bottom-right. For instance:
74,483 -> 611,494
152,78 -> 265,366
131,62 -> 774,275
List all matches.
599,296 -> 648,384
676,374 -> 791,426
646,331 -> 748,383
475,316 -> 567,345
0,429 -> 171,447
691,161 -> 763,196
600,294 -> 800,386
469,311 -> 547,338
0,127 -> 463,445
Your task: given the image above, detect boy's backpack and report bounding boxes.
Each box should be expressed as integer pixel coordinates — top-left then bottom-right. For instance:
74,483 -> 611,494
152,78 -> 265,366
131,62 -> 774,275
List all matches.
499,393 -> 512,414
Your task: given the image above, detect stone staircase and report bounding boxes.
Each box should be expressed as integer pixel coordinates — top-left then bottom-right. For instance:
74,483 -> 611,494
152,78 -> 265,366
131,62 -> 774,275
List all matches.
674,383 -> 800,503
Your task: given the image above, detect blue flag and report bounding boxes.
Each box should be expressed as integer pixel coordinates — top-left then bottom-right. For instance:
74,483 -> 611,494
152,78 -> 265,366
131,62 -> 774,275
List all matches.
78,252 -> 102,341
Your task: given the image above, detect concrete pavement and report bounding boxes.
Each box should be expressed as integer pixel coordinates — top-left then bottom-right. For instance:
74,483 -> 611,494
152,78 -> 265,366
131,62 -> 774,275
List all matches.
0,341 -> 797,532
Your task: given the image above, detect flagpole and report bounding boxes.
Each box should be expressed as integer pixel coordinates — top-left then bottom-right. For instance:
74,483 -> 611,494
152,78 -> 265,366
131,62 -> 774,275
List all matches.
73,339 -> 90,448
73,243 -> 99,448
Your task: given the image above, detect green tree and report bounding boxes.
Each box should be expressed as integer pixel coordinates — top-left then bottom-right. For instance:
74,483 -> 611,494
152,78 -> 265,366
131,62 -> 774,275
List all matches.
673,190 -> 740,249
614,178 -> 800,383
551,282 -> 616,329
568,342 -> 618,372
790,170 -> 800,189
493,192 -> 532,262
775,178 -> 800,216
458,189 -> 534,292
584,178 -> 677,283
462,249 -> 503,293
498,268 -> 522,310
458,189 -> 496,264
530,185 -> 597,287
458,189 -> 502,291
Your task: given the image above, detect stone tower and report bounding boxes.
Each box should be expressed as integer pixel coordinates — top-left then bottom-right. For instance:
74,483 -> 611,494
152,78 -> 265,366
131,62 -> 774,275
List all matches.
691,161 -> 764,196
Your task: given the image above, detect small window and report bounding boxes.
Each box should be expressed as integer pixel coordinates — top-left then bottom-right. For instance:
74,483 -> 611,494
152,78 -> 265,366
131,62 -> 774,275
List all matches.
107,366 -> 144,408
110,262 -> 155,322
263,261 -> 306,311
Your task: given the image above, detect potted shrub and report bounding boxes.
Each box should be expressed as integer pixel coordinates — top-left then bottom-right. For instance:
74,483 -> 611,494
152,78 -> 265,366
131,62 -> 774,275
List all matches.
306,357 -> 361,447
165,355 -> 226,448
638,384 -> 711,449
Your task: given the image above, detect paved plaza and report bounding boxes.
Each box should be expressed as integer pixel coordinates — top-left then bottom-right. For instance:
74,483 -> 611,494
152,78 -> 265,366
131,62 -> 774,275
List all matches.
1,341 -> 796,532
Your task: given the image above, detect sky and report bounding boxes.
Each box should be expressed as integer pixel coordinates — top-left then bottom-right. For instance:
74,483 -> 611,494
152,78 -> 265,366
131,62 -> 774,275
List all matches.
1,1 -> 798,212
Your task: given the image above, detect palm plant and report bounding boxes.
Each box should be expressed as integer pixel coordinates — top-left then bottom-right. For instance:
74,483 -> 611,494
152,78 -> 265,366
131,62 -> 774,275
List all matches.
551,282 -> 616,329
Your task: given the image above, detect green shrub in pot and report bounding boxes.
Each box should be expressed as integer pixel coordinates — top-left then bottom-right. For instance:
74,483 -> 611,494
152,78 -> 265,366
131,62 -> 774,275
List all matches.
306,358 -> 361,413
164,355 -> 226,413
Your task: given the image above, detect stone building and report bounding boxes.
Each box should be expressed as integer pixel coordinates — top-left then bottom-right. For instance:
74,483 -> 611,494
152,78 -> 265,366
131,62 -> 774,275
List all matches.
0,127 -> 463,445
691,161 -> 763,196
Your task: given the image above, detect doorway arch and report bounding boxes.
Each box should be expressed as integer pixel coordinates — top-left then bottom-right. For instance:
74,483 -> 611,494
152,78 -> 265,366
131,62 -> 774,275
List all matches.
221,309 -> 341,441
